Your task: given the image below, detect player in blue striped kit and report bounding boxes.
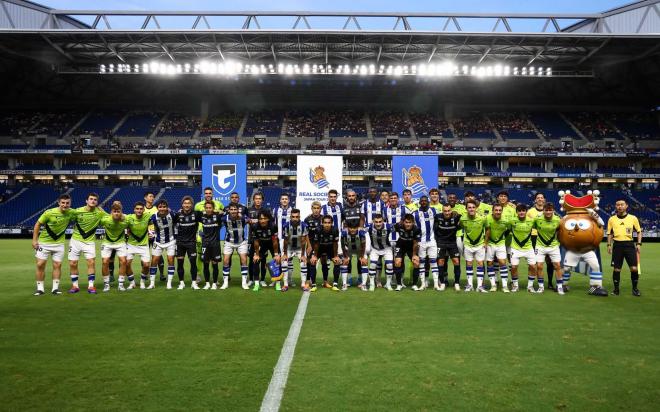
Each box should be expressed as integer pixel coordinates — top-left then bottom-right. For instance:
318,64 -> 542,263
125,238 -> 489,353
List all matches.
282,209 -> 310,291
365,214 -> 393,292
412,196 -> 439,291
361,187 -> 386,286
148,200 -> 177,289
383,192 -> 407,289
221,204 -> 250,290
271,193 -> 293,287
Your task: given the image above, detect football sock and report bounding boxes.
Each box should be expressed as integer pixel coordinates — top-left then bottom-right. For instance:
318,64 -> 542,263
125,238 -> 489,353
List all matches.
613,271 -> 621,289
394,266 -> 403,285
103,275 -> 110,286
51,279 -> 59,291
412,267 -> 420,287
538,278 -> 544,287
589,271 -> 602,287
487,266 -> 495,285
149,267 -> 157,283
213,264 -> 220,283
177,262 -> 185,281
631,270 -> 639,289
203,262 -> 211,282
454,264 -> 461,284
241,265 -> 248,284
527,276 -> 534,288
71,273 -> 79,289
466,265 -> 473,287
167,266 -> 175,282
36,281 -> 44,292
341,265 -> 348,286
499,266 -> 508,288
547,263 -> 554,285
476,266 -> 484,288
88,273 -> 95,288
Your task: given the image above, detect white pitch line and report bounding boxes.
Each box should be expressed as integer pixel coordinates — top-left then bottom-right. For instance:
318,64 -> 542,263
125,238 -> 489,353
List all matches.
259,292 -> 310,412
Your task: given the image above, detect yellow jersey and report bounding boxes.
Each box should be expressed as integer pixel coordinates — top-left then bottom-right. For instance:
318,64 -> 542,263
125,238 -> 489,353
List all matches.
607,214 -> 641,241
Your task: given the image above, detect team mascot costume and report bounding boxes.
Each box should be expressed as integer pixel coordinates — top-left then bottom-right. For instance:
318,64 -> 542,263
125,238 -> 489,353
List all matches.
558,190 -> 608,296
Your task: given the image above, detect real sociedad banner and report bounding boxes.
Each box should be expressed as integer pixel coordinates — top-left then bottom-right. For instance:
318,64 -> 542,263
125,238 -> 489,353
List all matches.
296,155 -> 343,214
392,155 -> 438,202
202,155 -> 247,206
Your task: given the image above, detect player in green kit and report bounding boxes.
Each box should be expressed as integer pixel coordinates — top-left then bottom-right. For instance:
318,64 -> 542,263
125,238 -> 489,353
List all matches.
429,188 -> 443,212
195,187 -> 224,271
142,191 -> 163,280
508,204 -> 537,293
533,203 -> 564,295
68,192 -> 107,294
32,193 -> 76,296
99,201 -> 128,292
125,201 -> 151,290
460,200 -> 489,293
486,204 -> 511,292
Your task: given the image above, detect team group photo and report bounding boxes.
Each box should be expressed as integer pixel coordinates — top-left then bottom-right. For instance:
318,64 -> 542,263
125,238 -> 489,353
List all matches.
1,0 -> 659,410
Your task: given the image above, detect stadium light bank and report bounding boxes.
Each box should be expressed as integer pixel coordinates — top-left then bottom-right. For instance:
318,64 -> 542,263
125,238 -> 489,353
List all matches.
98,61 -> 555,78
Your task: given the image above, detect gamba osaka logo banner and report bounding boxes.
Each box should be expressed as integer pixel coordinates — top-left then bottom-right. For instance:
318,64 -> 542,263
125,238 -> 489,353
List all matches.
392,155 -> 438,202
202,155 -> 247,206
297,155 -> 343,214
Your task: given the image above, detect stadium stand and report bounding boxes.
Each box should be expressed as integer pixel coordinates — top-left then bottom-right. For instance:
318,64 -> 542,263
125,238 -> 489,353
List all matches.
198,113 -> 243,137
529,112 -> 578,140
285,110 -> 325,138
328,111 -> 367,138
242,111 -> 283,137
115,112 -> 164,137
157,113 -> 200,138
408,113 -> 453,138
488,112 -> 537,140
74,111 -> 125,137
371,111 -> 411,137
452,113 -> 495,140
611,112 -> 660,141
566,112 -> 624,140
30,111 -> 83,137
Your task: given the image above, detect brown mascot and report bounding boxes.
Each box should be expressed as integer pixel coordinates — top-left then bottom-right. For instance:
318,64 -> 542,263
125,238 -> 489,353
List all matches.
558,190 -> 608,296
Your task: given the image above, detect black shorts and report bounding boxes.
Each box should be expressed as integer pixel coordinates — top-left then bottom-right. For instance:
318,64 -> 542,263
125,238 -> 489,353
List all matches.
438,244 -> 460,260
318,245 -> 336,258
394,245 -> 414,259
257,243 -> 275,259
176,242 -> 197,259
201,244 -> 222,262
611,241 -> 637,269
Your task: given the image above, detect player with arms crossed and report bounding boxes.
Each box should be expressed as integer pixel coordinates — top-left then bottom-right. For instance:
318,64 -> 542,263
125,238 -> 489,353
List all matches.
392,215 -> 421,292
69,192 -> 106,294
486,204 -> 511,292
32,194 -> 76,296
99,201 -> 128,292
365,214 -> 393,291
282,209 -> 310,292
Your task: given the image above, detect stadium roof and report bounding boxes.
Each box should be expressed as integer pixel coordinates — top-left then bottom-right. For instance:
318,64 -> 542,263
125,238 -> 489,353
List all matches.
0,0 -> 659,70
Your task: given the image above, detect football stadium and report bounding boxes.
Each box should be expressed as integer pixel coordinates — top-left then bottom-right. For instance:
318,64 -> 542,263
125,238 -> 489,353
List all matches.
1,0 -> 659,410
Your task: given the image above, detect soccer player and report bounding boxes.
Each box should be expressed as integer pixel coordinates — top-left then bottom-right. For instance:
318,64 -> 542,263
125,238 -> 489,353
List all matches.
447,192 -> 466,256
227,191 -> 249,218
221,204 -> 250,290
434,204 -> 461,291
486,204 -> 511,292
198,200 -> 223,289
402,189 -> 418,214
252,211 -> 282,291
393,215 -> 421,291
125,201 -> 151,290
362,187 -> 386,227
383,192 -> 408,288
460,200 -> 489,293
148,199 -> 177,289
322,189 -> 343,288
304,202 -> 323,291
527,192 -> 554,288
365,214 -> 393,291
69,192 -> 106,294
429,188 -> 443,212
464,190 -> 492,217
607,199 -> 642,296
32,193 -> 75,295
248,192 -> 270,286
340,226 -> 368,291
282,209 -> 309,291
343,189 -> 364,285
311,215 -> 341,291
272,193 -> 293,287
380,190 -> 390,205
533,203 -> 564,295
509,204 -> 537,293
195,187 -> 224,281
143,191 -> 164,280
174,196 -> 200,290
496,190 -> 517,267
412,196 -> 438,291
99,201 -> 128,292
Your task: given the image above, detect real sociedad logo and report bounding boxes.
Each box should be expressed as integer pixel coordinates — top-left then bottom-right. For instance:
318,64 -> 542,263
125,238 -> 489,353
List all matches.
212,164 -> 237,195
402,165 -> 428,196
309,165 -> 330,189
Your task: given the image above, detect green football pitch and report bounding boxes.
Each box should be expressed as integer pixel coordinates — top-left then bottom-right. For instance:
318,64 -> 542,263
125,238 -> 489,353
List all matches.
1,239 -> 658,411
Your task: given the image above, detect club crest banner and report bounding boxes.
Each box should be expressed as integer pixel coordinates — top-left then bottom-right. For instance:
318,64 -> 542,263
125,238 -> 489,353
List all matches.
392,156 -> 438,202
202,155 -> 247,206
296,155 -> 343,214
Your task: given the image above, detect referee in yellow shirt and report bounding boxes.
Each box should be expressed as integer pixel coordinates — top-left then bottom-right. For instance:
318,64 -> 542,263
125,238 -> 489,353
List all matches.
607,199 -> 643,297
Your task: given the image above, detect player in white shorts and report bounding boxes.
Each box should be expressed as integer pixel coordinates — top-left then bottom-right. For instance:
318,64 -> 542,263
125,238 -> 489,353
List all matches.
508,204 -> 538,293
99,202 -> 128,292
221,204 -> 250,289
68,192 -> 107,294
147,200 -> 177,289
412,196 -> 439,291
365,214 -> 393,291
282,209 -> 309,291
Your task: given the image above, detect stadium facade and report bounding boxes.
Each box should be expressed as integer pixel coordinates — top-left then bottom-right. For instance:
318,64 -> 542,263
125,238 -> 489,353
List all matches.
0,0 -> 658,233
